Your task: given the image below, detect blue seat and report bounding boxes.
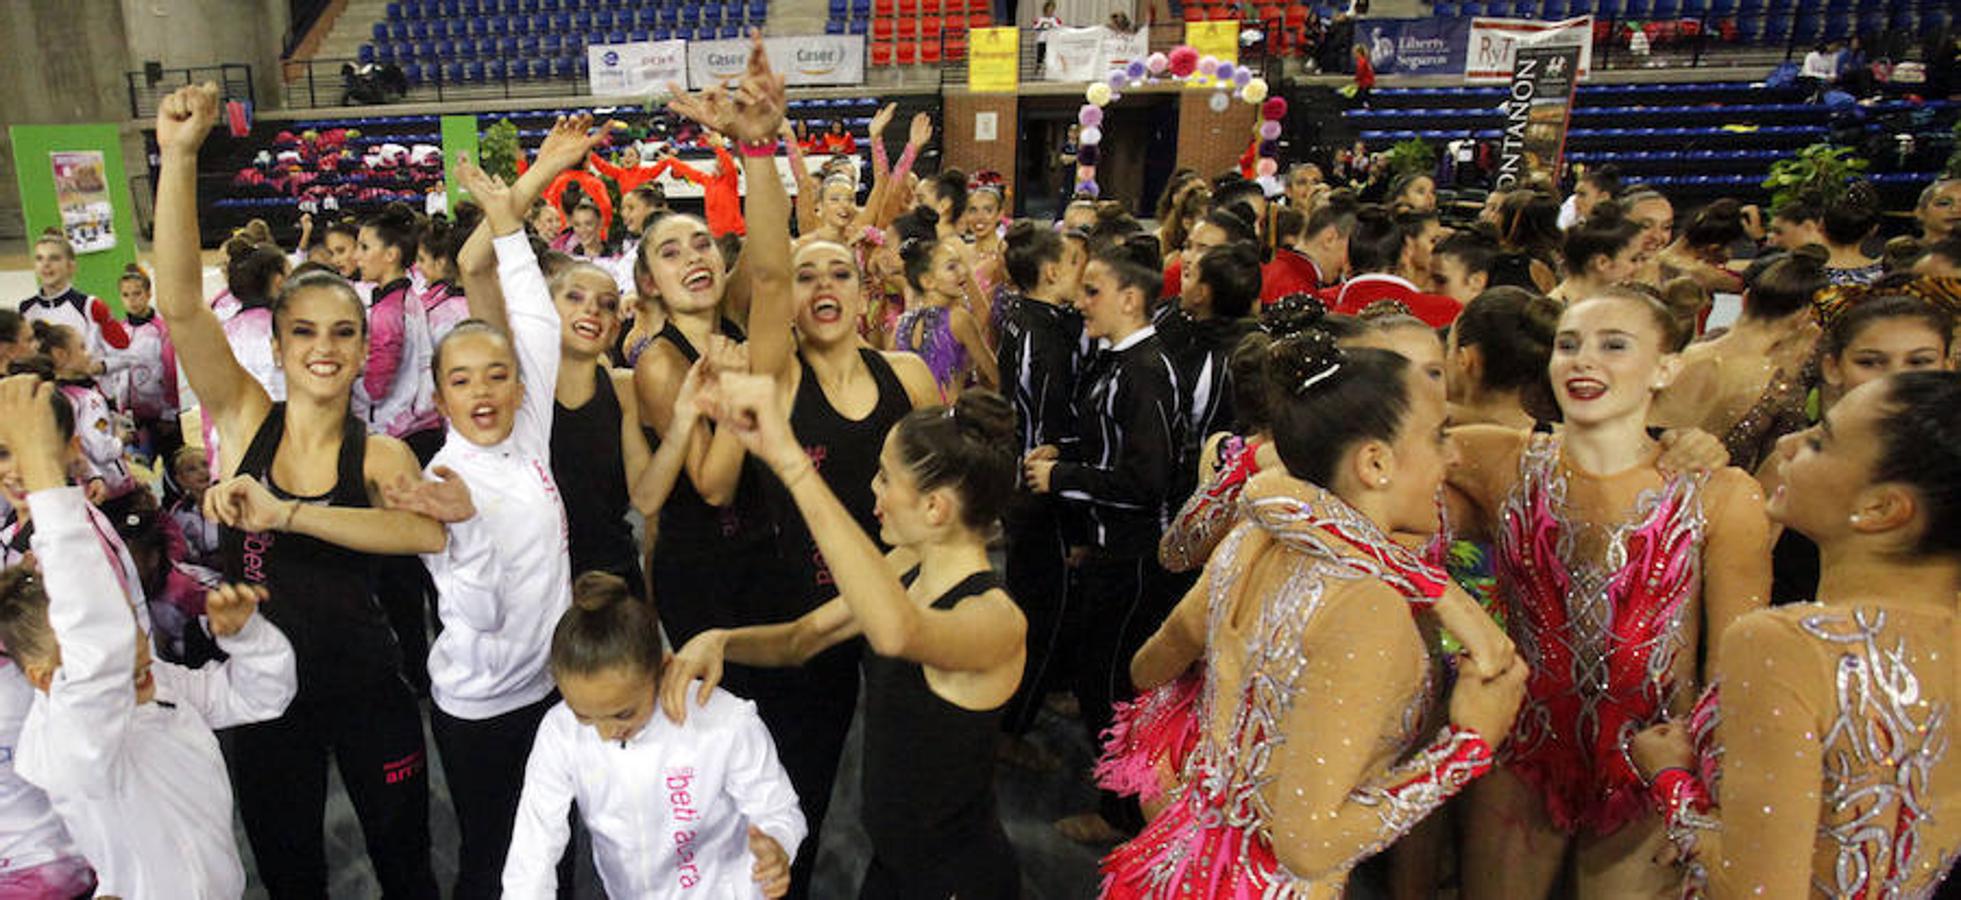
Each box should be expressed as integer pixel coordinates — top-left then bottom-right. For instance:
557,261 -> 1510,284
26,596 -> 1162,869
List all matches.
462,0 -> 481,13
541,0 -> 560,9
704,1 -> 724,22
594,9 -> 615,28
374,22 -> 390,42
500,35 -> 520,55
654,25 -> 674,39
405,62 -> 426,84
847,16 -> 867,31
542,32 -> 562,53
390,20 -> 411,39
520,34 -> 540,54
826,17 -> 845,31
1542,0 -> 1569,16
636,7 -> 660,27
630,27 -> 649,40
359,43 -> 377,63
1621,0 -> 1650,16
552,11 -> 571,30
719,23 -> 740,36
445,61 -> 466,81
1822,10 -> 1851,37
1651,0 -> 1679,17
388,1 -> 403,19
575,9 -> 593,29
487,59 -> 507,80
607,28 -> 628,41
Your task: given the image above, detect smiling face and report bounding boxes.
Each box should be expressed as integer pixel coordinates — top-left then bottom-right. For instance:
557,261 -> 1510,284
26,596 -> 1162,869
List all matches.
1767,378 -> 1887,542
1630,197 -> 1675,257
621,146 -> 642,169
554,265 -> 623,360
640,216 -> 725,316
1592,240 -> 1645,284
965,191 -> 1002,238
571,207 -> 603,251
273,286 -> 369,400
31,241 -> 74,293
559,664 -> 659,743
1823,317 -> 1951,394
820,181 -> 857,230
529,203 -> 564,239
434,328 -> 522,446
794,242 -> 863,346
1550,296 -> 1672,427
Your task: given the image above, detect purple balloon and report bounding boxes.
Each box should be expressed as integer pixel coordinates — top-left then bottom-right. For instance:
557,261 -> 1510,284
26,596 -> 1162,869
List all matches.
1259,119 -> 1282,140
1077,144 -> 1100,166
1079,104 -> 1103,127
1108,70 -> 1128,89
1126,59 -> 1147,80
1233,68 -> 1253,87
1215,62 -> 1236,82
1260,139 -> 1280,157
1076,180 -> 1100,198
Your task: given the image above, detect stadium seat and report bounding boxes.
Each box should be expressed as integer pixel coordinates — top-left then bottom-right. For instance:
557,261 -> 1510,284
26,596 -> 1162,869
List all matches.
897,40 -> 918,63
828,18 -> 846,31
898,15 -> 918,35
921,39 -> 942,62
359,44 -> 377,63
900,0 -> 918,14
874,17 -> 895,38
849,17 -> 868,33
374,22 -> 390,42
388,1 -> 404,19
876,0 -> 896,14
945,33 -> 967,58
487,59 -> 507,81
921,15 -> 942,34
871,40 -> 895,64
969,11 -> 990,26
922,0 -> 942,12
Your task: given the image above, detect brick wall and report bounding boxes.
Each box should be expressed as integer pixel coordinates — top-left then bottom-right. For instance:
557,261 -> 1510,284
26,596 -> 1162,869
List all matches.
1176,92 -> 1258,182
941,92 -> 1019,195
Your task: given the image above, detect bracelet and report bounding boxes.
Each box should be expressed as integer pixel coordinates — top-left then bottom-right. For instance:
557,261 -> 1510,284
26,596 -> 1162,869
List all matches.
280,499 -> 301,532
777,460 -> 816,489
739,140 -> 777,159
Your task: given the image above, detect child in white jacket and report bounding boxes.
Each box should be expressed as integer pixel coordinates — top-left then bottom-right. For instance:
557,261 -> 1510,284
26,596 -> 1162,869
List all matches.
0,374 -> 297,900
503,572 -> 804,899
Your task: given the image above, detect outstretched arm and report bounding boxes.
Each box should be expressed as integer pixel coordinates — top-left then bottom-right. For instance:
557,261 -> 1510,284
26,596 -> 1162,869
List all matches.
457,116 -> 612,336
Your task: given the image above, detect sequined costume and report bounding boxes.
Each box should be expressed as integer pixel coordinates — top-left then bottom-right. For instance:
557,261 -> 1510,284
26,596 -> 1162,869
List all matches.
1812,275 -> 1961,332
1492,432 -> 1711,836
894,305 -> 969,398
1648,602 -> 1960,898
1718,351 -> 1819,476
1100,473 -> 1491,899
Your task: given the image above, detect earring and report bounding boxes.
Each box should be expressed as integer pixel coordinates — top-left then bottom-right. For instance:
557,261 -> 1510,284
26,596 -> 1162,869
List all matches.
1849,514 -> 1864,525
1377,477 -> 1390,487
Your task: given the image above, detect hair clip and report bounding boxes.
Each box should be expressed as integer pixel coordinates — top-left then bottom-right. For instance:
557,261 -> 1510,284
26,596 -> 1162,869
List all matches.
1299,362 -> 1342,392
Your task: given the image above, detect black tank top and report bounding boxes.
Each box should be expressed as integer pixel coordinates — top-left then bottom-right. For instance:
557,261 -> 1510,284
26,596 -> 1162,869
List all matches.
550,364 -> 638,581
769,348 -> 913,608
861,568 -> 1008,860
649,318 -> 772,553
220,405 -> 399,696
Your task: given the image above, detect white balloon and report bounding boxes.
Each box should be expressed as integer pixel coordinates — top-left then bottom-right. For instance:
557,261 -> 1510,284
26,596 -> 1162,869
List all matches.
1208,91 -> 1231,113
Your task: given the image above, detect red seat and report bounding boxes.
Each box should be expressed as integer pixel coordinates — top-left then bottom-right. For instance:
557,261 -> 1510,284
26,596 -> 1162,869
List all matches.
945,17 -> 966,35
1184,3 -> 1207,19
897,40 -> 918,63
945,34 -> 967,58
920,0 -> 941,13
921,15 -> 941,34
874,0 -> 894,15
873,17 -> 894,38
898,15 -> 918,35
871,40 -> 895,64
1208,4 -> 1235,18
920,39 -> 942,62
898,0 -> 917,14
967,11 -> 990,26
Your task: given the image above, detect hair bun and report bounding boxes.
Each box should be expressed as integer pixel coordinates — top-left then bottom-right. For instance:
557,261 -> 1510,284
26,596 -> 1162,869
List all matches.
1270,328 -> 1348,396
951,390 -> 1016,446
571,572 -> 630,612
1262,293 -> 1328,337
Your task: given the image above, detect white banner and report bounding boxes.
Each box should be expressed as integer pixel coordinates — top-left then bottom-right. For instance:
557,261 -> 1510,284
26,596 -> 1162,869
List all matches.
1040,26 -> 1149,82
686,35 -> 865,88
587,39 -> 688,98
1464,15 -> 1593,83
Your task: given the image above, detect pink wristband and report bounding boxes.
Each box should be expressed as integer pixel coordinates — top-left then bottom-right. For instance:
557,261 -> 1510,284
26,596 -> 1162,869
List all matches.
739,140 -> 777,159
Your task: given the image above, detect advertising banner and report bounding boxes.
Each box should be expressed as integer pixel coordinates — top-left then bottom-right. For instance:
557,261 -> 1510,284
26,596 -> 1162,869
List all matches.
1184,22 -> 1239,88
1494,44 -> 1581,190
969,26 -> 1021,93
1041,25 -> 1148,82
587,39 -> 689,98
687,35 -> 865,88
50,151 -> 115,254
1360,18 -> 1472,76
1466,15 -> 1593,83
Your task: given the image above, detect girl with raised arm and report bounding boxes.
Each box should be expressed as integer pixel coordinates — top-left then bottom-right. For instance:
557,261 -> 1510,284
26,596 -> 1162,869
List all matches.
152,82 -> 445,897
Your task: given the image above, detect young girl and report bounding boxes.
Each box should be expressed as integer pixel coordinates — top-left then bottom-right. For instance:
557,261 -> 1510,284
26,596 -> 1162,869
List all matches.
166,444 -> 220,569
1102,332 -> 1525,897
357,202 -> 440,455
418,203 -> 481,346
33,322 -> 135,503
1172,242 -> 1263,464
0,373 -> 297,899
1449,288 -> 1773,899
153,82 -> 445,897
505,572 -> 802,898
1632,371 -> 1961,897
320,217 -> 362,281
665,380 -> 1029,898
564,200 -> 620,263
895,223 -> 998,399
114,264 -> 179,467
1025,234 -> 1187,843
1820,187 -> 1884,286
1550,202 -> 1644,304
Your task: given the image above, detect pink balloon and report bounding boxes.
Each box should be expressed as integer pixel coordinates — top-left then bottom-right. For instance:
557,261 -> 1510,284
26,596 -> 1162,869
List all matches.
1255,158 -> 1279,178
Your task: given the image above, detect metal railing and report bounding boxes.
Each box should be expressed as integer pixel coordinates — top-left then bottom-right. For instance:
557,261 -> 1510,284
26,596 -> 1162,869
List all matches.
126,64 -> 256,120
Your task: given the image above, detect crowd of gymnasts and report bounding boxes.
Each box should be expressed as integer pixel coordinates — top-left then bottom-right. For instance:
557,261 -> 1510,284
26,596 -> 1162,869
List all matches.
1,33 -> 1959,900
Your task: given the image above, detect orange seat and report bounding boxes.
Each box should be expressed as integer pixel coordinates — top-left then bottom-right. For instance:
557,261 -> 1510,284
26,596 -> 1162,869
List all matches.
921,39 -> 942,62
871,40 -> 895,64
897,39 -> 918,63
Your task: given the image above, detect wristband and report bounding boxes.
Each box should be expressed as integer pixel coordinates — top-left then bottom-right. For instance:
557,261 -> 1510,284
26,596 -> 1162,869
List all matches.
739,140 -> 778,159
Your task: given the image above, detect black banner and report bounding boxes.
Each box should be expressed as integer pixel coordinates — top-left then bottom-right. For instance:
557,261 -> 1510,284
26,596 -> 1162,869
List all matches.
1495,44 -> 1581,191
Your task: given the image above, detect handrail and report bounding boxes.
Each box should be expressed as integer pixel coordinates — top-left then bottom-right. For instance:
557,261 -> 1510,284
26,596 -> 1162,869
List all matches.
125,64 -> 256,120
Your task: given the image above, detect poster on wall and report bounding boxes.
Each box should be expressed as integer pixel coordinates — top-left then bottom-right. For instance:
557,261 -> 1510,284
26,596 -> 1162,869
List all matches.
1041,25 -> 1149,82
1493,44 -> 1581,190
1465,15 -> 1593,83
1361,18 -> 1473,77
588,39 -> 689,98
968,26 -> 1020,93
1184,22 -> 1239,88
49,151 -> 115,254
687,36 -> 864,88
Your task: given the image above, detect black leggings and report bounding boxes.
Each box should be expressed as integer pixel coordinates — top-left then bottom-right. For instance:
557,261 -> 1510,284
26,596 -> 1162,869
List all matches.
225,675 -> 437,899
431,695 -> 556,900
1000,495 -> 1076,735
858,826 -> 1019,899
1074,553 -> 1186,830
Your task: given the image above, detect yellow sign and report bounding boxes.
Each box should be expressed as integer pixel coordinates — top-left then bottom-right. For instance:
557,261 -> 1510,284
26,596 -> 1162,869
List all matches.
1184,22 -> 1240,89
969,27 -> 1021,93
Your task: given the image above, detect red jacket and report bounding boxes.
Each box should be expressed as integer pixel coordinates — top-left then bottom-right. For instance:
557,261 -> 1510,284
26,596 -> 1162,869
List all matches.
662,145 -> 746,237
588,152 -> 662,195
1260,249 -> 1322,305
1322,273 -> 1462,327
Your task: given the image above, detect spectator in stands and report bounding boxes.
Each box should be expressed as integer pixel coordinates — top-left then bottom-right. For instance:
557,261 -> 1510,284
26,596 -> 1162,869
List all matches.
1431,230 -> 1500,305
1552,202 -> 1644,304
1558,165 -> 1622,230
661,131 -> 747,238
1034,1 -> 1063,29
1326,206 -> 1462,326
1801,40 -> 1841,100
1917,178 -> 1961,244
1352,43 -> 1375,107
587,142 -> 662,195
822,120 -> 857,156
1821,185 -> 1884,286
1767,194 -> 1827,251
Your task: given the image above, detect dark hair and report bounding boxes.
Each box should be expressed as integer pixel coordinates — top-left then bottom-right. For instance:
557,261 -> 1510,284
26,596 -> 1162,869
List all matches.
431,317 -> 513,383
1092,234 -> 1165,300
1347,206 -> 1407,275
1744,244 -> 1829,320
1264,330 -> 1413,485
1212,179 -> 1266,221
1305,194 -> 1360,240
1388,172 -> 1434,206
1197,206 -> 1258,246
1196,242 -> 1262,319
1683,198 -> 1746,250
0,308 -> 21,345
1823,185 -> 1880,247
120,263 -> 151,292
899,234 -> 947,294
893,390 -> 1018,531
1499,190 -> 1562,256
2,356 -> 78,442
271,269 -> 368,336
1003,219 -> 1063,292
1826,294 -> 1955,359
1454,286 -> 1559,401
1928,235 -> 1961,270
550,572 -> 662,678
1874,371 -> 1961,557
1434,229 -> 1500,277
928,169 -> 969,221
1773,193 -> 1825,225
420,202 -> 483,276
893,205 -> 939,245
224,235 -> 290,307
1228,295 -> 1330,434
0,568 -> 53,665
1271,207 -> 1307,244
1578,165 -> 1622,197
1562,201 -> 1642,276
1155,168 -> 1203,221
29,320 -> 75,357
322,217 -> 361,244
362,202 -> 421,275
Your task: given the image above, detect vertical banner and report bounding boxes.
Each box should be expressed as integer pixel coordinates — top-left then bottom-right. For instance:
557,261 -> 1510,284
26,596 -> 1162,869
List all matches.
587,39 -> 689,98
1466,15 -> 1593,83
440,114 -> 480,216
1184,22 -> 1239,89
1495,44 -> 1581,191
49,151 -> 115,254
969,26 -> 1021,93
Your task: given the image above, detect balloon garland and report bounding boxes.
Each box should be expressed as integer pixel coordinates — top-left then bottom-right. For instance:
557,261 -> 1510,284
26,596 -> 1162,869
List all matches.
1073,45 -> 1283,199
